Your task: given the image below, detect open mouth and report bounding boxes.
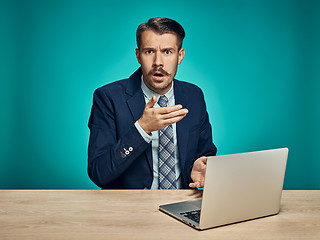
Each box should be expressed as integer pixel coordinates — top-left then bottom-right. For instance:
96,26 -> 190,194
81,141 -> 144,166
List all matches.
153,72 -> 164,77
152,72 -> 165,81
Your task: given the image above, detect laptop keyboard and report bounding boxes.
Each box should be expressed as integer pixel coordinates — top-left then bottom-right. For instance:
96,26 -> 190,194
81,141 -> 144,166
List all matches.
180,210 -> 201,223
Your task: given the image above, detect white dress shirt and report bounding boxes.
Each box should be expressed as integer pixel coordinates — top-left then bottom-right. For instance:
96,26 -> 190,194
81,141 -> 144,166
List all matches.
134,77 -> 182,189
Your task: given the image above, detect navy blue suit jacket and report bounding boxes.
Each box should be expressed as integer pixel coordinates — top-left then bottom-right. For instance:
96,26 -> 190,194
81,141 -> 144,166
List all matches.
88,68 -> 217,189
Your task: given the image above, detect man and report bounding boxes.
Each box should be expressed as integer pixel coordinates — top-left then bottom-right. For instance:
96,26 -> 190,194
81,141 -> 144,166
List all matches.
88,17 -> 217,189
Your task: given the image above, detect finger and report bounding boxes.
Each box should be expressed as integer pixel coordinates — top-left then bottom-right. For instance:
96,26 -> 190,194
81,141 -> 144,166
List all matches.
162,114 -> 188,126
196,156 -> 207,165
145,96 -> 157,109
189,182 -> 200,188
201,157 -> 208,164
200,180 -> 205,187
157,104 -> 183,114
162,108 -> 188,120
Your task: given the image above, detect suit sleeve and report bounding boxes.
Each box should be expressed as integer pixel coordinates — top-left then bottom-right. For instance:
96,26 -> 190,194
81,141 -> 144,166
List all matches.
196,94 -> 217,158
186,89 -> 217,187
87,88 -> 150,188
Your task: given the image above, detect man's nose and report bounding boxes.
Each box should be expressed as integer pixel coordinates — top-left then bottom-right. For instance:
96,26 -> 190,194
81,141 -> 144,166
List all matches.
153,52 -> 164,67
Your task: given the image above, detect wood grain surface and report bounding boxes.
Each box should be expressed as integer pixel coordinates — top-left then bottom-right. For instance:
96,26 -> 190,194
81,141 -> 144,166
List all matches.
0,190 -> 319,240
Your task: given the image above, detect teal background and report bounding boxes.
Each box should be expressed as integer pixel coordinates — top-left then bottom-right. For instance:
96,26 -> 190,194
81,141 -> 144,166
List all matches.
1,0 -> 319,189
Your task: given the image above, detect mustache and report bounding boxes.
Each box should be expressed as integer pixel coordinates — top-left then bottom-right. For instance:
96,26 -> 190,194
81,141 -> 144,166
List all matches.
148,67 -> 170,76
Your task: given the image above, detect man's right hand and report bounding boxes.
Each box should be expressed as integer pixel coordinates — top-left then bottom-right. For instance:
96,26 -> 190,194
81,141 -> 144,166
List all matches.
138,96 -> 188,134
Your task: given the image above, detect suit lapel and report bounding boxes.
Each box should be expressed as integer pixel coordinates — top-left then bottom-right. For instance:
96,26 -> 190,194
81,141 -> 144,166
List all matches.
124,72 -> 191,178
126,68 -> 153,173
126,90 -> 145,122
174,80 -> 189,173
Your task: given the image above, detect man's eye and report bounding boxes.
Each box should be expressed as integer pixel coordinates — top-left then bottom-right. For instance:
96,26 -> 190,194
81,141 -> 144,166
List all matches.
145,50 -> 153,54
165,50 -> 172,55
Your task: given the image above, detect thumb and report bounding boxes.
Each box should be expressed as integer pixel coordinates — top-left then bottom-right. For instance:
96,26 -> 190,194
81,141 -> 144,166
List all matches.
145,95 -> 157,109
202,157 -> 208,164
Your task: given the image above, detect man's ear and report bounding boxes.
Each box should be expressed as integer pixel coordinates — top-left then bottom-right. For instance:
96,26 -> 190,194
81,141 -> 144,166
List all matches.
135,48 -> 141,64
178,48 -> 185,65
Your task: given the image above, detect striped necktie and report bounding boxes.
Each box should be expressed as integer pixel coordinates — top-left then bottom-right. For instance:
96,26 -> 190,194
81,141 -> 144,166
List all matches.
158,95 -> 177,189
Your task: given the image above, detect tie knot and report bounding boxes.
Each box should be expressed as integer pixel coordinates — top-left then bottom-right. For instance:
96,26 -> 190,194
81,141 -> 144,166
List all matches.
158,95 -> 168,107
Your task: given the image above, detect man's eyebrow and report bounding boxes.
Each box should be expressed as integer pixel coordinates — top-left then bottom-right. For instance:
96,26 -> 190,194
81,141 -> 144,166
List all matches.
141,47 -> 176,52
141,47 -> 155,51
161,47 -> 175,51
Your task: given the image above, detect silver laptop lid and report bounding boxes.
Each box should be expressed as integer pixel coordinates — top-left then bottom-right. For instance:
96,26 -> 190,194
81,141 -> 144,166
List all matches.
199,148 -> 288,229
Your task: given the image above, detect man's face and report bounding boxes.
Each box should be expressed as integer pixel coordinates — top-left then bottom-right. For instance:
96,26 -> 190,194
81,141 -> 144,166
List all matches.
136,30 -> 185,95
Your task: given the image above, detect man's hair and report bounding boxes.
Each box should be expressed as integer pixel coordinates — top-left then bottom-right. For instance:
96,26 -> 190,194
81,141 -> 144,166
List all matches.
136,17 -> 185,50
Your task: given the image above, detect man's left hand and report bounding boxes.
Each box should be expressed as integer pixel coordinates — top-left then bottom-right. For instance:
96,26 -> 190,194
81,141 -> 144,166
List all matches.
189,156 -> 208,188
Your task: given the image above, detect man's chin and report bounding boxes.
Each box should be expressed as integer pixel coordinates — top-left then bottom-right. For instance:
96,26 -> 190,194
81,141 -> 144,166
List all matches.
149,82 -> 172,94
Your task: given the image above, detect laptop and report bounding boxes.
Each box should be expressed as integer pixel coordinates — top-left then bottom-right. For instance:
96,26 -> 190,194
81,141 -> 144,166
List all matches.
159,148 -> 288,230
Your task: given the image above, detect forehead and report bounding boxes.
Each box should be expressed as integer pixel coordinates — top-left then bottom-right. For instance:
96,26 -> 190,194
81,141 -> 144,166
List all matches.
140,30 -> 179,49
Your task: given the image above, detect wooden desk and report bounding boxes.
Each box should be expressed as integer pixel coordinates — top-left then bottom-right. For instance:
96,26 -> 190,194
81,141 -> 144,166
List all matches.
0,190 -> 319,240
